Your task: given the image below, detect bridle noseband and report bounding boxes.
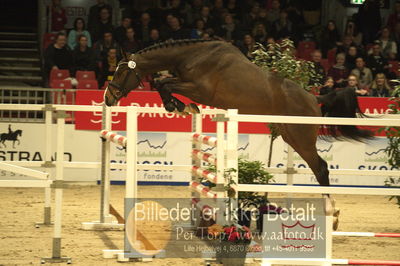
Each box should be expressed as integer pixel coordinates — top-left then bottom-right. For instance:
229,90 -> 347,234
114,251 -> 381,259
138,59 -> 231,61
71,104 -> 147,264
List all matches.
108,60 -> 143,101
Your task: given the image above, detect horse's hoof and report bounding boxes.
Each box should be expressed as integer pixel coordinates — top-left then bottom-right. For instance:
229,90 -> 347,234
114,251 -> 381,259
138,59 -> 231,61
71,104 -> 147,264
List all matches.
186,103 -> 200,114
333,216 -> 339,231
164,102 -> 176,112
333,208 -> 340,217
173,99 -> 186,112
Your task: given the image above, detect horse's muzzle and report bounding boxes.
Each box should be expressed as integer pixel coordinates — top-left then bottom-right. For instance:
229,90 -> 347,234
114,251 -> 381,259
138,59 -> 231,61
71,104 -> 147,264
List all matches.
104,88 -> 116,106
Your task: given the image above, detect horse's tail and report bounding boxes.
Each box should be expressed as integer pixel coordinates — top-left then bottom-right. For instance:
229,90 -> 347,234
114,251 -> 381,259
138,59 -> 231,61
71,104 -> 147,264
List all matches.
316,88 -> 374,142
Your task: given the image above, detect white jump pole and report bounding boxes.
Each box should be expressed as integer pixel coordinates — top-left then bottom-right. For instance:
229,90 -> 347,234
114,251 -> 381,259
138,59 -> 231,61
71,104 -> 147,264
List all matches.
36,106 -> 53,227
126,106 -> 138,242
44,107 -> 52,225
100,104 -> 112,224
41,110 -> 71,263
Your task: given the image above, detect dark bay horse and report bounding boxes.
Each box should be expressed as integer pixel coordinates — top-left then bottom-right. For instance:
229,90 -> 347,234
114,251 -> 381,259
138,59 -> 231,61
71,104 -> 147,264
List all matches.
104,39 -> 372,196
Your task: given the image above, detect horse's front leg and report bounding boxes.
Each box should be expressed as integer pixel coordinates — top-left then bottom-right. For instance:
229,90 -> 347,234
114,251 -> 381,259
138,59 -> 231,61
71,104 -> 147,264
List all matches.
154,78 -> 184,112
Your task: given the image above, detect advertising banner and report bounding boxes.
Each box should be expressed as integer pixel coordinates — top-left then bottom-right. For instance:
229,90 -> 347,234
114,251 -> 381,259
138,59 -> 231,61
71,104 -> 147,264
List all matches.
75,90 -> 393,135
0,123 -> 99,181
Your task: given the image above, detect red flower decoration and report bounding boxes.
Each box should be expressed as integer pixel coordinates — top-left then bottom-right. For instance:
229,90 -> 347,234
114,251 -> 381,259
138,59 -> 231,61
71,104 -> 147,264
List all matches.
224,226 -> 235,235
228,231 -> 240,242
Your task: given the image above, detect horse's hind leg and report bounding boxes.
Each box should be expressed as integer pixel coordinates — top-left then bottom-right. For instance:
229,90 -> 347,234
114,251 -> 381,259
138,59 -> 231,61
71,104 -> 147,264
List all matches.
279,124 -> 329,186
279,124 -> 339,229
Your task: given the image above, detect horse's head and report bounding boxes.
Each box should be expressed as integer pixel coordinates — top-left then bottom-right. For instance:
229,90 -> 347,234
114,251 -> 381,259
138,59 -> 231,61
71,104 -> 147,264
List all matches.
104,53 -> 142,106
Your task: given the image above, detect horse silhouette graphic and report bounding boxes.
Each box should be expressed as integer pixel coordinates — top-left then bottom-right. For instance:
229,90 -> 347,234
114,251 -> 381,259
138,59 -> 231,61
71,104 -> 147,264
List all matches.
0,125 -> 22,148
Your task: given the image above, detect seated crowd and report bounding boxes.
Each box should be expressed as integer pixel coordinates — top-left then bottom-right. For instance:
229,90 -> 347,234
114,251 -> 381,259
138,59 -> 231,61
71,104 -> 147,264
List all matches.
43,0 -> 399,97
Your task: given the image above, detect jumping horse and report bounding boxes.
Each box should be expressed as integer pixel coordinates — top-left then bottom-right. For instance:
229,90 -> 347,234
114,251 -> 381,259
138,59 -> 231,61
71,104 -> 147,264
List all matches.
104,39 -> 372,222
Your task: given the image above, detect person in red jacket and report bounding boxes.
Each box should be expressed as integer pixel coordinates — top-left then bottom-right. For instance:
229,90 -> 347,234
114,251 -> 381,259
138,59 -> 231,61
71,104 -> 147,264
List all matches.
50,0 -> 67,32
387,1 -> 400,32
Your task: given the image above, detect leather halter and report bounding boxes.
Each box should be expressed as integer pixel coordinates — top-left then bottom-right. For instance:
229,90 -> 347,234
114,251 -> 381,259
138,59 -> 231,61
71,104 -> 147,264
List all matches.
108,61 -> 142,101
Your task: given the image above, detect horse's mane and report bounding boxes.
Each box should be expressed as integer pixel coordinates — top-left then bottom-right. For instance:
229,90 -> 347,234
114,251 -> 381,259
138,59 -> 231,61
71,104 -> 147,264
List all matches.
137,39 -> 216,55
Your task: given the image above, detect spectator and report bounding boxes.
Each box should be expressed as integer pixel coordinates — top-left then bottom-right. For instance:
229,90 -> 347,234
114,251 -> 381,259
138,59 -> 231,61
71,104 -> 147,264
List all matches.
211,0 -> 226,21
328,53 -> 349,87
367,41 -> 390,76
319,76 -> 335,95
43,32 -> 73,84
255,8 -> 271,30
187,0 -> 205,25
113,17 -> 132,45
67,18 -> 92,50
226,0 -> 240,19
320,20 -> 341,57
378,27 -> 397,60
386,0 -> 400,32
272,9 -> 293,41
266,0 -> 281,24
165,0 -> 191,23
191,19 -> 206,39
122,27 -> 142,54
89,7 -> 114,43
351,57 -> 373,89
100,48 -> 120,87
201,32 -> 212,40
94,31 -> 120,63
345,74 -> 369,96
50,0 -> 67,32
392,22 -> 400,59
354,0 -> 381,45
144,29 -> 162,47
345,45 -> 359,70
195,6 -> 216,33
215,13 -> 242,43
343,20 -> 362,47
163,16 -> 190,40
72,35 -> 97,76
336,35 -> 356,55
88,0 -> 112,37
319,76 -> 335,116
242,3 -> 260,31
252,23 -> 268,43
310,50 -> 326,85
238,34 -> 256,60
370,73 -> 392,97
135,13 -> 155,44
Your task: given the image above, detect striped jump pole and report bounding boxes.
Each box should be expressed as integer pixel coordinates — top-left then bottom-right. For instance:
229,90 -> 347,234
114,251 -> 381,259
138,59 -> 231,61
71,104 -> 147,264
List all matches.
100,130 -> 128,147
192,166 -> 217,183
192,149 -> 217,165
332,259 -> 400,265
192,133 -> 218,147
190,181 -> 218,199
333,232 -> 400,238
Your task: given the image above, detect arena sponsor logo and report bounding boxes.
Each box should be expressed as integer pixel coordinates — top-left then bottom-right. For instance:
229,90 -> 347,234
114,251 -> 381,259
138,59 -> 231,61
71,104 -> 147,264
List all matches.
284,141 -> 334,162
276,163 -> 339,169
0,125 -> 23,149
358,165 -> 399,170
364,138 -> 388,163
90,100 -> 121,124
0,151 -> 72,162
364,107 -> 392,114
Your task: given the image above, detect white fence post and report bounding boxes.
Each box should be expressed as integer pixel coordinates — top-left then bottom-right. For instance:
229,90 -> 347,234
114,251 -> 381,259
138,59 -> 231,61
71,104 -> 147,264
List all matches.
41,110 -> 71,263
100,104 -> 112,224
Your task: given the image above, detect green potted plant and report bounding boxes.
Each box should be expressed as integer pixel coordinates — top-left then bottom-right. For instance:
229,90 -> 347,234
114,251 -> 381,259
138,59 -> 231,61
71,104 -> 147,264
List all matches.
203,157 -> 274,228
379,80 -> 400,207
